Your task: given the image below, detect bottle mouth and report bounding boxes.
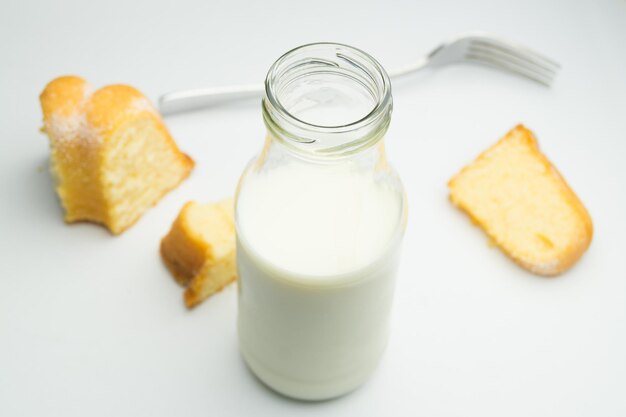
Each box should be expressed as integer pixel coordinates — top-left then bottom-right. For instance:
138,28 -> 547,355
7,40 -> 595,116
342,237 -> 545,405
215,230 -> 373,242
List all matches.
263,42 -> 392,157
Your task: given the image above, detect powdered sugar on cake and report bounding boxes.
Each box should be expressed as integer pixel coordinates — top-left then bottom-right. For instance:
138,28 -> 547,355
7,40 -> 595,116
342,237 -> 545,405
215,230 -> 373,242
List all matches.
130,97 -> 156,114
45,81 -> 101,146
46,112 -> 101,146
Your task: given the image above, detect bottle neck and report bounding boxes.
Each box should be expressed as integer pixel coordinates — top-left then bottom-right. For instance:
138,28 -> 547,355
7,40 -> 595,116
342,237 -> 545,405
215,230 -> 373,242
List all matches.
262,43 -> 392,161
254,132 -> 391,183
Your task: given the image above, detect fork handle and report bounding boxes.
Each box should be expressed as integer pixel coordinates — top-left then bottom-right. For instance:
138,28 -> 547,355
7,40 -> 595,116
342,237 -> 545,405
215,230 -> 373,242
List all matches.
159,84 -> 264,115
387,57 -> 429,79
158,58 -> 430,115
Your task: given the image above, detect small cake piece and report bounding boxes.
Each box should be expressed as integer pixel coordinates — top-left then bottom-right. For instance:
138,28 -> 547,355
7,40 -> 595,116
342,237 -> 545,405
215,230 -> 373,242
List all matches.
39,76 -> 194,234
161,198 -> 236,308
448,125 -> 593,275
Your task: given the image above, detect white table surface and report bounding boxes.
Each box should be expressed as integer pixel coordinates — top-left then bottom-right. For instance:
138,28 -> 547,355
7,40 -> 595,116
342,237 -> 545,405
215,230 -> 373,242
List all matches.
1,0 -> 625,415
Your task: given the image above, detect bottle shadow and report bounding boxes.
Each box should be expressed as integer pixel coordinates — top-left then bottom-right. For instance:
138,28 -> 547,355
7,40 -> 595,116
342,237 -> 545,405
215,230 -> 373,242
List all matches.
237,352 -> 358,407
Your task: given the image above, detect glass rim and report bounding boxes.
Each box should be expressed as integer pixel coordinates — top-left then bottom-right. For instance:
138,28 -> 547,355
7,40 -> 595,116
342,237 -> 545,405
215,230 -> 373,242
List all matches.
263,42 -> 393,152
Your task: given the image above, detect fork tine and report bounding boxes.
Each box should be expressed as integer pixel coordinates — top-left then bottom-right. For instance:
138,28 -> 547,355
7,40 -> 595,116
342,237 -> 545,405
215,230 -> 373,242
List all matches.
469,43 -> 558,78
465,52 -> 555,86
470,38 -> 560,72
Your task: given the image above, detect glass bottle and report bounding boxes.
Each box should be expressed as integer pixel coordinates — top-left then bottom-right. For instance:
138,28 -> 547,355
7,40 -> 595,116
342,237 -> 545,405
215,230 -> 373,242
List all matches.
235,43 -> 407,401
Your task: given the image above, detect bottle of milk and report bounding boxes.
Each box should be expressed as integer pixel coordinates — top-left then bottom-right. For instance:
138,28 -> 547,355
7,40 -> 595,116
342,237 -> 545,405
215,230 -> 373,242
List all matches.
235,43 -> 407,401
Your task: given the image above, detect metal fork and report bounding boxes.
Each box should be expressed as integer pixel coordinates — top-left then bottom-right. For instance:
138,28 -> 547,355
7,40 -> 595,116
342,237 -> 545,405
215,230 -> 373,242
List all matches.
159,32 -> 560,115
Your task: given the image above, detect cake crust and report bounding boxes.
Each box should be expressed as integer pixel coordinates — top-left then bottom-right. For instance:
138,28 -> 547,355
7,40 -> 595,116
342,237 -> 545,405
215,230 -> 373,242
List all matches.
161,199 -> 236,308
448,125 -> 593,276
40,76 -> 194,234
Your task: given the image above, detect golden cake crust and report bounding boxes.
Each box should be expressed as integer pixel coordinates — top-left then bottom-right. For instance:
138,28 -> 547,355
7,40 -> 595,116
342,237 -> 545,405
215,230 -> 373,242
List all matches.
161,199 -> 236,308
87,84 -> 151,136
40,76 -> 89,119
448,125 -> 593,276
40,75 -> 194,235
160,202 -> 210,286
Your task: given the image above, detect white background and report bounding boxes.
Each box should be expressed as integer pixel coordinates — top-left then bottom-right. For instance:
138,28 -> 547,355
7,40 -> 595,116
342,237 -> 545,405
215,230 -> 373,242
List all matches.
1,0 -> 625,416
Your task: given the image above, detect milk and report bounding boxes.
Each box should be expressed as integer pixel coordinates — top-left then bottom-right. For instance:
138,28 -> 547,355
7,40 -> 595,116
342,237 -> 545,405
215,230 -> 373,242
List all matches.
236,157 -> 405,400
